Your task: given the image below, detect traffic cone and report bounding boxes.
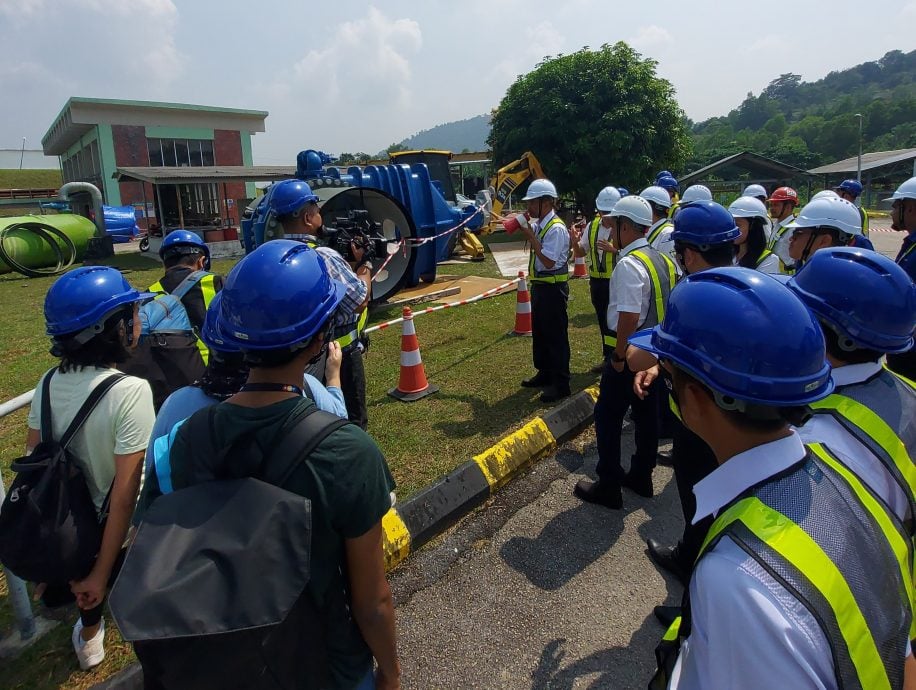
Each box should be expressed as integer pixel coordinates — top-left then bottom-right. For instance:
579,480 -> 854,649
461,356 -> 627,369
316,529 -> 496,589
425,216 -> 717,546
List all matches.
388,307 -> 439,402
510,271 -> 533,337
572,255 -> 588,278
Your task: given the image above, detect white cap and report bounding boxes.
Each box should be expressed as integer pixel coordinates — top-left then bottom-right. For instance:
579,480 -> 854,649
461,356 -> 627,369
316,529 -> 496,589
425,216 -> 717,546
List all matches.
639,185 -> 672,209
743,184 -> 767,199
886,176 -> 916,201
522,178 -> 558,201
595,186 -> 622,212
680,185 -> 713,204
728,196 -> 768,220
811,190 -> 839,201
787,197 -> 862,236
609,195 -> 653,227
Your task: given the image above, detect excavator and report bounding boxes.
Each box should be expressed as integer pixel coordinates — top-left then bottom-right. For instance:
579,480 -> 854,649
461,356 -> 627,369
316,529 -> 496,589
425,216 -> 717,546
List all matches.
389,149 -> 546,261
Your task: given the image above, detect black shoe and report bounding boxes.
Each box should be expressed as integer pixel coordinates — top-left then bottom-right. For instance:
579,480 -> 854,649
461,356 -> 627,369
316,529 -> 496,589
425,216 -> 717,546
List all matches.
622,470 -> 654,498
573,479 -> 622,509
521,374 -> 550,388
657,449 -> 673,467
539,387 -> 571,403
646,538 -> 689,584
653,605 -> 682,627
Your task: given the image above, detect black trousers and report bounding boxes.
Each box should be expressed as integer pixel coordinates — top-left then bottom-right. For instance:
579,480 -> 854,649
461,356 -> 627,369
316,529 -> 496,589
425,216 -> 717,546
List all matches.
670,419 -> 718,568
41,549 -> 126,628
530,281 -> 570,391
588,277 -> 612,360
340,348 -> 368,430
594,363 -> 659,487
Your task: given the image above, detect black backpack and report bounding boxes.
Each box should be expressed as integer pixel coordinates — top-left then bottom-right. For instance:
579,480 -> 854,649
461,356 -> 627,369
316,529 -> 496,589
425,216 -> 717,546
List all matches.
110,403 -> 349,690
0,369 -> 125,584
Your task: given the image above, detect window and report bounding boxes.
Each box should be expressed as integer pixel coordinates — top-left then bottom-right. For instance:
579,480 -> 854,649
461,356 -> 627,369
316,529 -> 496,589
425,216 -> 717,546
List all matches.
147,137 -> 215,167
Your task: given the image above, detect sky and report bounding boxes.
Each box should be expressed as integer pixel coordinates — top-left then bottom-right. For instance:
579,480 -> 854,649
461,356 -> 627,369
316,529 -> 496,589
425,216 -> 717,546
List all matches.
1,0 -> 914,165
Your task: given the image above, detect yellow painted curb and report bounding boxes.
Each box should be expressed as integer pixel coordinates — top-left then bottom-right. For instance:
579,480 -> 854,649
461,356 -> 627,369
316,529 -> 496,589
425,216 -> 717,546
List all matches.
473,418 -> 556,491
382,508 -> 412,571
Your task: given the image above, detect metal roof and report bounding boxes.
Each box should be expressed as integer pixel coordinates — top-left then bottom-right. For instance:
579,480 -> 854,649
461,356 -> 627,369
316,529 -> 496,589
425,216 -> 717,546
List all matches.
680,151 -> 812,186
806,148 -> 916,175
114,166 -> 296,184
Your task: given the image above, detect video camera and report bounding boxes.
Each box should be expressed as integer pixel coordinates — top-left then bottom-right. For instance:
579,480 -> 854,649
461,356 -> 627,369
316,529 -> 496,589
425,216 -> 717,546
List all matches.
323,209 -> 389,264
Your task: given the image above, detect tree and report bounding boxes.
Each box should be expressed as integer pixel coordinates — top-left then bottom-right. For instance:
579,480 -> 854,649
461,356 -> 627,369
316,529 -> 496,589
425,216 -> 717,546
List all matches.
487,42 -> 690,208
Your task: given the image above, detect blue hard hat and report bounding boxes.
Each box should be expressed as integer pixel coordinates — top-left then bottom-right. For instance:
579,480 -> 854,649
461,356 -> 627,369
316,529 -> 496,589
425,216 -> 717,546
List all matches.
200,292 -> 238,353
45,266 -> 155,338
267,179 -> 319,216
617,187 -> 629,197
671,200 -> 741,247
655,170 -> 673,182
216,240 -> 346,351
788,247 -> 916,354
629,267 -> 833,406
835,179 -> 863,197
159,229 -> 210,270
656,175 -> 679,191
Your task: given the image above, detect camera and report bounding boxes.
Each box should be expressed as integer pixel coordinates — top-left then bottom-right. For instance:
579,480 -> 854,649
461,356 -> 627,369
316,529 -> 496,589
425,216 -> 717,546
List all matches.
322,209 -> 389,264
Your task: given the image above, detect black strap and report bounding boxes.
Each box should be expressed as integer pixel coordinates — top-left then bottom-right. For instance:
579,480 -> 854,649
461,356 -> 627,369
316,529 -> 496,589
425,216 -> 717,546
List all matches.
263,406 -> 350,487
39,367 -> 55,444
58,373 -> 128,449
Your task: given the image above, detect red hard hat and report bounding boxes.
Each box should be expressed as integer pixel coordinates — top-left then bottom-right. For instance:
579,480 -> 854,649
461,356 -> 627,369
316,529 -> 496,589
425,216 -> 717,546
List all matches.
767,187 -> 798,204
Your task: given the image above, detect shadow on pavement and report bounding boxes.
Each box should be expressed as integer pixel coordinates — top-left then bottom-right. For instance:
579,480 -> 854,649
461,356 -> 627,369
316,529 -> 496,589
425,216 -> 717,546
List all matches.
529,613 -> 661,690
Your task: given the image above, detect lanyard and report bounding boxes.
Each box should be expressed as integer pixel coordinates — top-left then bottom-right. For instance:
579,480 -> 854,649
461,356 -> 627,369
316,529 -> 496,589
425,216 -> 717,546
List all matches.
239,383 -> 304,396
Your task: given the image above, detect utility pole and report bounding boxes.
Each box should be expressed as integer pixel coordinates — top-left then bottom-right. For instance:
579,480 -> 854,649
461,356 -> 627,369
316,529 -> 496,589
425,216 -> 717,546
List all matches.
855,114 -> 863,183
19,137 -> 26,170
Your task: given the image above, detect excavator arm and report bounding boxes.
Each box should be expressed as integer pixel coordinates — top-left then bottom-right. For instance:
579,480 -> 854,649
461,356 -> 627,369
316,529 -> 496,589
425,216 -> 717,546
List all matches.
482,151 -> 545,235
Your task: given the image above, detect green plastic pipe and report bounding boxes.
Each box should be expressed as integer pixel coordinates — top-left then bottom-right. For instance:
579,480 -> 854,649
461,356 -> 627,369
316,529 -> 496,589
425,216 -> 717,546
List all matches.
0,214 -> 96,274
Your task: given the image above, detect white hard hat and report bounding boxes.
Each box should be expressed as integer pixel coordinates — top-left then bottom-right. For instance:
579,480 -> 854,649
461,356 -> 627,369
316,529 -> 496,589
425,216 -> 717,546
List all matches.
728,196 -> 768,220
886,176 -> 916,201
609,195 -> 653,227
787,197 -> 862,236
522,178 -> 558,201
680,184 -> 713,204
639,185 -> 672,209
595,186 -> 622,212
742,184 -> 768,199
811,190 -> 839,201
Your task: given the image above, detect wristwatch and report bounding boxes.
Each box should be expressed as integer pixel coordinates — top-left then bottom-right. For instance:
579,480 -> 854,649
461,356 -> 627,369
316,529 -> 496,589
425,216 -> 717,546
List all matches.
611,352 -> 626,363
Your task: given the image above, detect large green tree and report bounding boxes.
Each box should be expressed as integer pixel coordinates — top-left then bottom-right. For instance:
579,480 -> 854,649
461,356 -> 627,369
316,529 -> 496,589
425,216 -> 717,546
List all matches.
488,42 -> 690,209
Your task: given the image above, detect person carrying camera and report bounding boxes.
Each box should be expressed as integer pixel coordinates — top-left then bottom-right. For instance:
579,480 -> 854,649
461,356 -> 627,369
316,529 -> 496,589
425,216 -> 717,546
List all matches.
267,179 -> 372,429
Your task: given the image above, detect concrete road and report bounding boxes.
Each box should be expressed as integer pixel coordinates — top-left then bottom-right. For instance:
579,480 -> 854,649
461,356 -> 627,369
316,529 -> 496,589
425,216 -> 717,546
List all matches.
390,427 -> 682,690
868,217 -> 906,261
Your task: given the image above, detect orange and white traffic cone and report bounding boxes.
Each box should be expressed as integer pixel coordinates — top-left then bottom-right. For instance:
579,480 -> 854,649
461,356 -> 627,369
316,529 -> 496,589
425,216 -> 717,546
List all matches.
388,307 -> 439,402
510,271 -> 533,337
572,255 -> 588,278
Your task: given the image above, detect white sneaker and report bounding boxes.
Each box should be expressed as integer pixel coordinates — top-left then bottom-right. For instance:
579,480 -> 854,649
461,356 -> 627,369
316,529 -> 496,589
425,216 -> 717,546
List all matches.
72,618 -> 106,670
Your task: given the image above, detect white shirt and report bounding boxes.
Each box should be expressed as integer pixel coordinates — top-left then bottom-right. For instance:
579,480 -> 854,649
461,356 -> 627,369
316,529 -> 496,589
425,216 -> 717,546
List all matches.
796,361 -> 911,525
531,210 -> 570,272
770,215 -> 795,268
755,250 -> 782,274
28,367 -> 155,511
578,216 -> 611,255
606,238 -> 652,332
650,223 -> 678,265
674,431 -> 910,689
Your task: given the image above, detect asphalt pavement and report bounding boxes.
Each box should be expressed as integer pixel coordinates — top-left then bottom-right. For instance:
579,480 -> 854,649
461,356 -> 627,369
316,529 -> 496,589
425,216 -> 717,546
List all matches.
390,426 -> 681,690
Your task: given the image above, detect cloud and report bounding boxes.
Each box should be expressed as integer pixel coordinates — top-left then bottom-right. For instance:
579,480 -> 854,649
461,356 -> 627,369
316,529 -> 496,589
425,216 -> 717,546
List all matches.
629,25 -> 673,51
745,35 -> 789,54
0,0 -> 47,19
901,1 -> 916,19
489,21 -> 566,87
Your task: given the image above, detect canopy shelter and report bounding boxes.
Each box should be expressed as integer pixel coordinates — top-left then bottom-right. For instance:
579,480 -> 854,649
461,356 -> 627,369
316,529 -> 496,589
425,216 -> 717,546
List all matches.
807,148 -> 916,209
679,151 -> 814,201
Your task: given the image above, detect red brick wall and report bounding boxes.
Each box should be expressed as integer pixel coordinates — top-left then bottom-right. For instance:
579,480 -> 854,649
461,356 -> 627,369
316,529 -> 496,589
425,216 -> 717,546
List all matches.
112,125 -> 147,166
214,129 -> 242,165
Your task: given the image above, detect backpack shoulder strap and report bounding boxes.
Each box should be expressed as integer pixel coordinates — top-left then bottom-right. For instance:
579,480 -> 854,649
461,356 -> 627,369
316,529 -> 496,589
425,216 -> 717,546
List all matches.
263,406 -> 351,487
59,373 -> 128,449
38,367 -> 56,443
170,270 -> 209,300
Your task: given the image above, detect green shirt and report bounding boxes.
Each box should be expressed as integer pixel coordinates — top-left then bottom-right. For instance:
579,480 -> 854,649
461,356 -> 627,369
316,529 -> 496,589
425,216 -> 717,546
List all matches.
136,396 -> 395,689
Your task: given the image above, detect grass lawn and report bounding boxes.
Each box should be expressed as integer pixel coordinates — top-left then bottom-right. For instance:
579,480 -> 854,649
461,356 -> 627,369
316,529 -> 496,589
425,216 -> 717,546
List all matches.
0,169 -> 62,190
0,241 -> 604,688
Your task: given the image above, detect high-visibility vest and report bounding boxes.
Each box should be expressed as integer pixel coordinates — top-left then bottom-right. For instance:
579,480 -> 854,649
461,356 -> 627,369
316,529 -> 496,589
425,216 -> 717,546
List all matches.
528,216 -> 569,284
149,273 -> 217,365
767,215 -> 796,252
755,248 -> 775,269
603,247 -> 675,349
646,219 -> 672,246
586,216 -> 613,279
809,368 -> 916,533
860,206 -> 870,237
650,445 -> 913,690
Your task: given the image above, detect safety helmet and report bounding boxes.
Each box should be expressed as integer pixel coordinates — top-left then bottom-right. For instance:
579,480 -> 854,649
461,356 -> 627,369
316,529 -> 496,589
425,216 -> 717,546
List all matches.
629,268 -> 833,406
671,201 -> 741,247
617,187 -> 629,197
680,185 -> 713,204
267,179 -> 319,216
787,196 -> 863,237
200,292 -> 238,354
522,178 -> 558,200
742,184 -> 768,199
639,185 -> 673,209
655,170 -> 673,182
767,186 -> 798,204
216,240 -> 346,351
595,186 -> 622,213
656,175 -> 679,191
886,176 -> 916,201
835,179 -> 863,197
159,229 -> 211,270
608,195 -> 653,228
788,248 -> 916,354
45,266 -> 155,338
811,190 -> 839,201
728,196 -> 768,220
